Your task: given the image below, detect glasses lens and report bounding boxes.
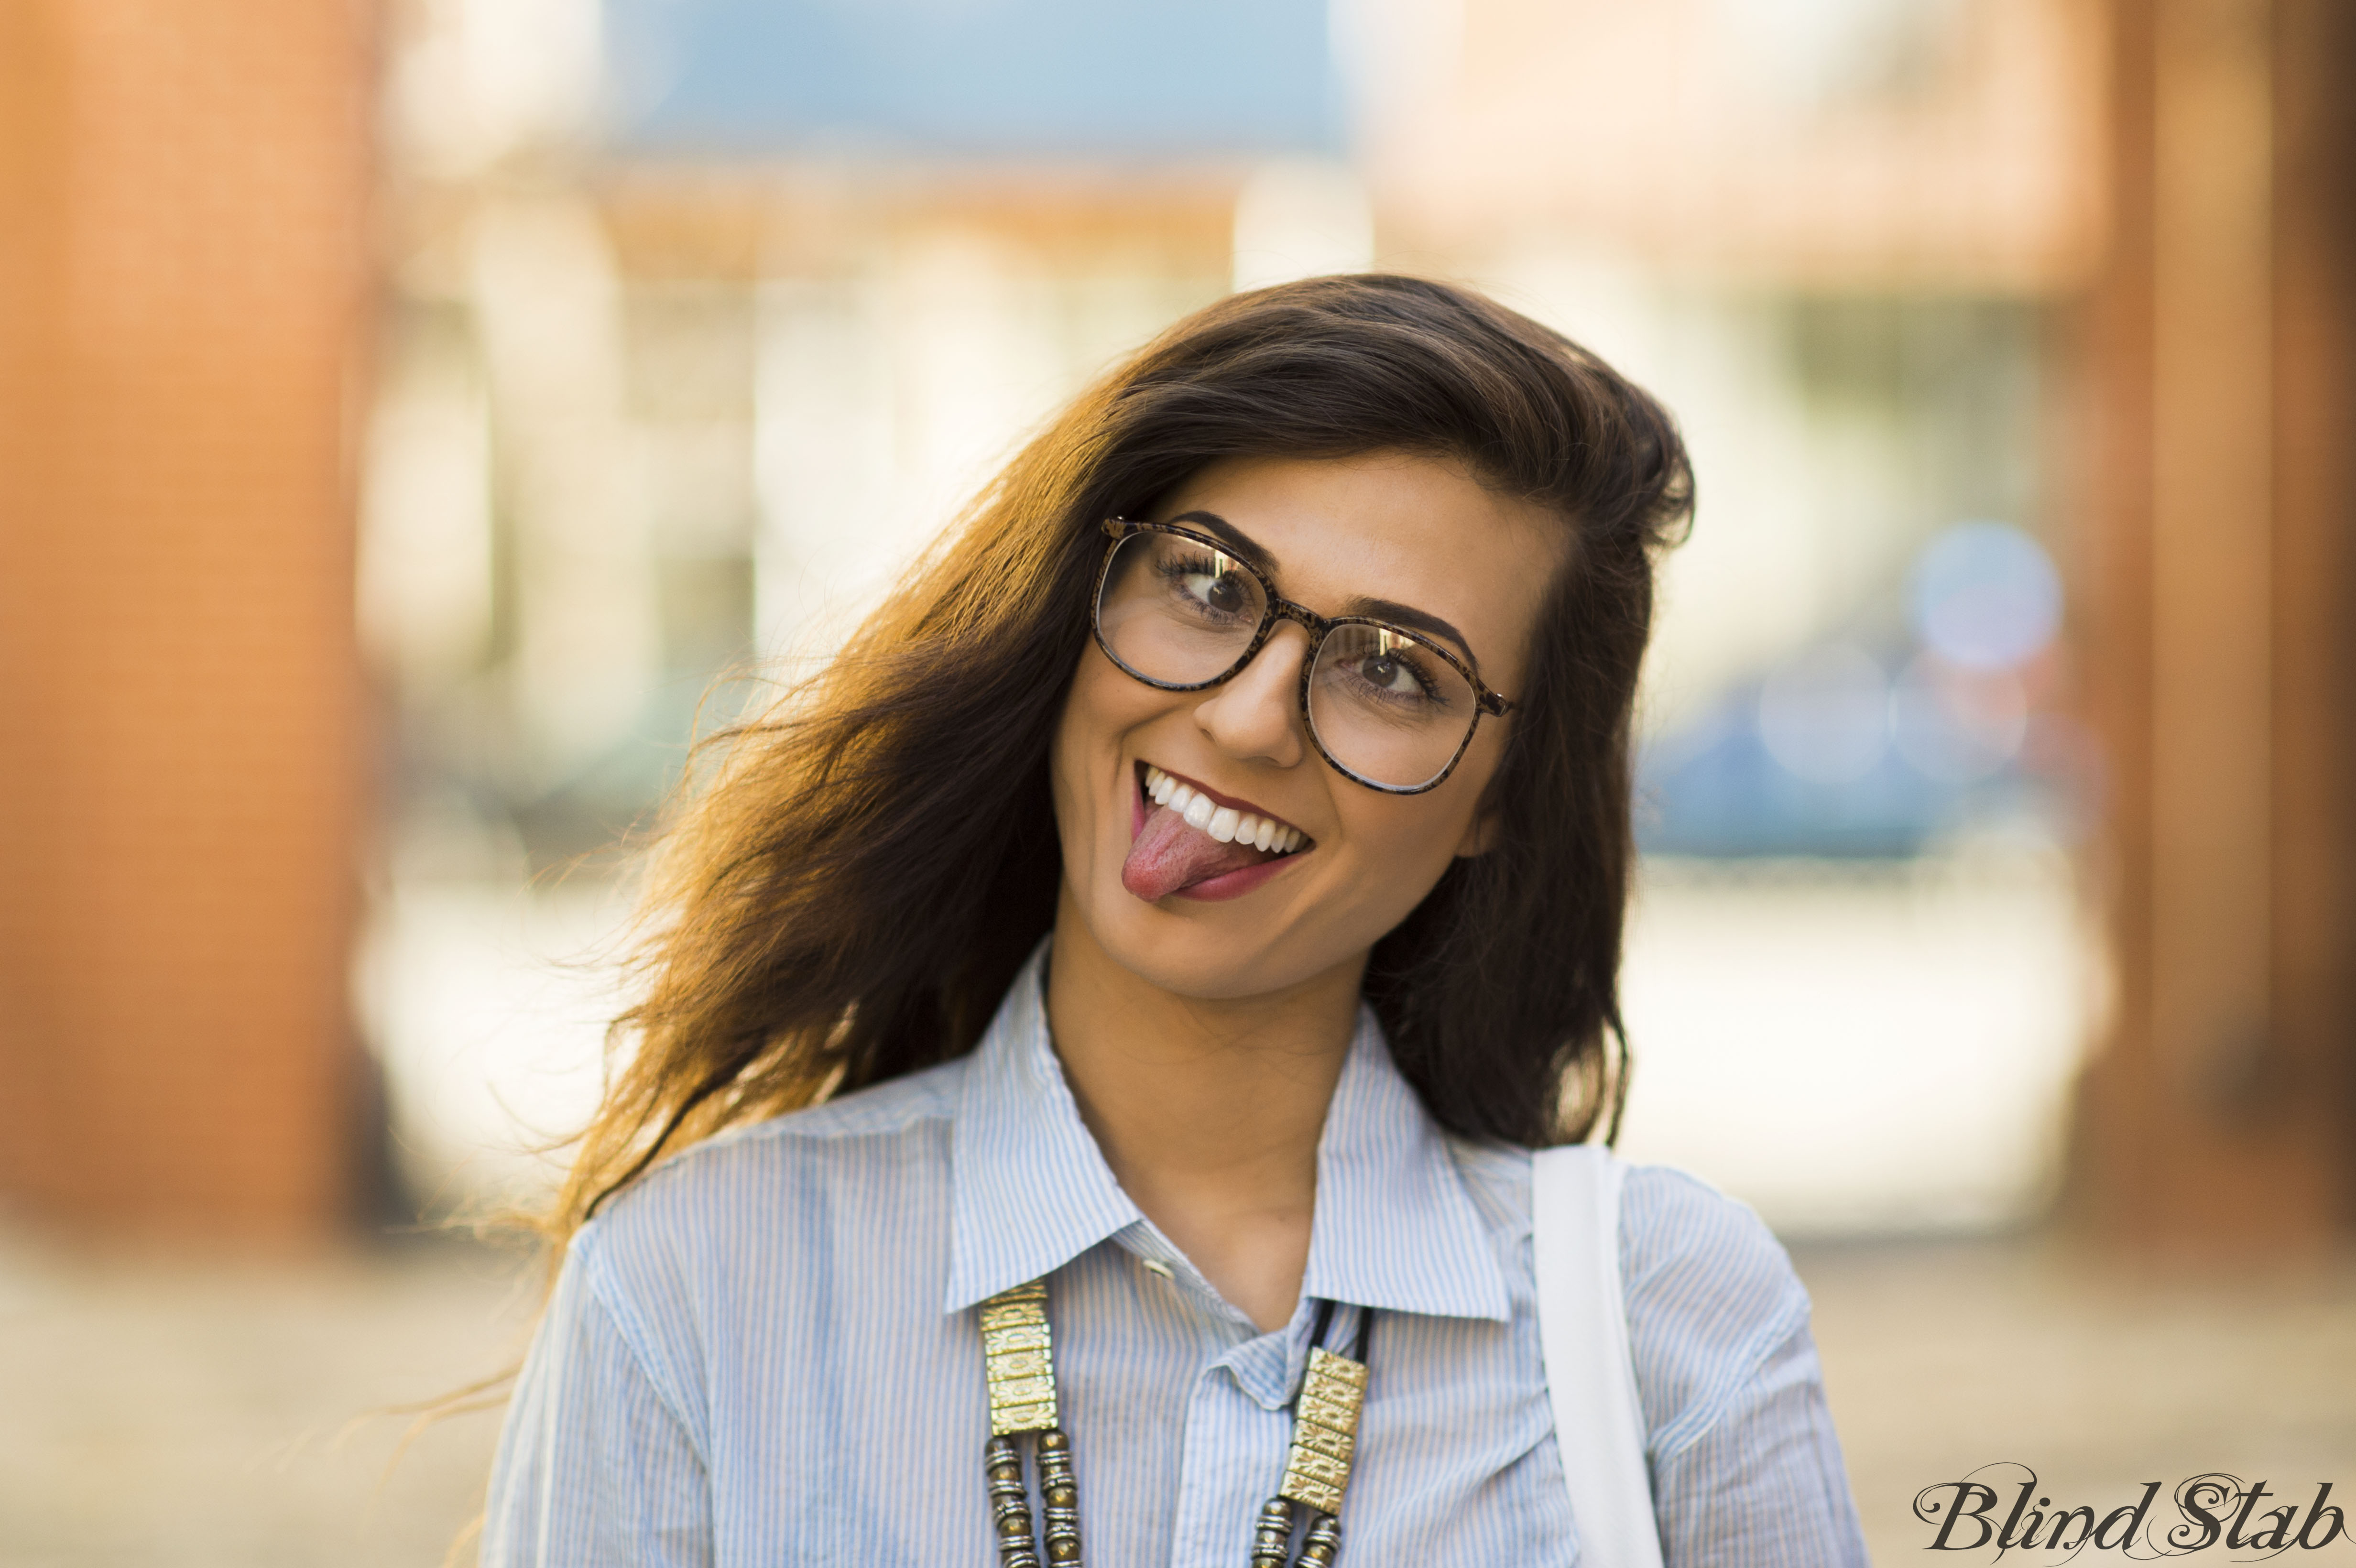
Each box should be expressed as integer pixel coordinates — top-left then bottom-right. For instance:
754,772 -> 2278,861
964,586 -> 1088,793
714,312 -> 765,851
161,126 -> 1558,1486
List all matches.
1308,623 -> 1480,789
1095,530 -> 1268,686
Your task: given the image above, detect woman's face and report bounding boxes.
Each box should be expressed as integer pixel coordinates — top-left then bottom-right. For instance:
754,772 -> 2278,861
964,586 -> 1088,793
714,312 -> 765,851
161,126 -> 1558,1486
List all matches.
1049,450 -> 1569,1002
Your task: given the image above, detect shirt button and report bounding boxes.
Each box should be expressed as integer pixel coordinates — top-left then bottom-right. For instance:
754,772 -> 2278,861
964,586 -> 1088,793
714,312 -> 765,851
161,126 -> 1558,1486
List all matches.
1142,1258 -> 1175,1280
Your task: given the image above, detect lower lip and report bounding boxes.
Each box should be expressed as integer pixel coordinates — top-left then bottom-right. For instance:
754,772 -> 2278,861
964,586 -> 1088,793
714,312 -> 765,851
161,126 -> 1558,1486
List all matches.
1126,770 -> 1307,903
1173,857 -> 1296,901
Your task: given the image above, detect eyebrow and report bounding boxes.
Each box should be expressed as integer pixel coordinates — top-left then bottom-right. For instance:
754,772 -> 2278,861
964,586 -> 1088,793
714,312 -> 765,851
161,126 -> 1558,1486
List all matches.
1165,509 -> 1481,670
1167,510 -> 1279,575
1340,596 -> 1478,668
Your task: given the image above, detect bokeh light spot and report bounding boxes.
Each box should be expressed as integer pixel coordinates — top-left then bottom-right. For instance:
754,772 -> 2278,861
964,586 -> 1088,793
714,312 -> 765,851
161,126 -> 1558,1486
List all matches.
1909,521 -> 2062,671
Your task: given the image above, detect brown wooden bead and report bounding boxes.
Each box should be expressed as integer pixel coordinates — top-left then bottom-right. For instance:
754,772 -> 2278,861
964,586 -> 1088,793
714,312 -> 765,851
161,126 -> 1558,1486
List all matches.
1296,1511 -> 1343,1568
1037,1426 -> 1083,1568
985,1435 -> 1040,1568
1250,1495 -> 1296,1567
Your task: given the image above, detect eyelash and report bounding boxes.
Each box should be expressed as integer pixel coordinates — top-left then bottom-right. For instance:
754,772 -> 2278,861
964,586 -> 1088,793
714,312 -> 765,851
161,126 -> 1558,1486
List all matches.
1335,644 -> 1448,705
1156,553 -> 1255,615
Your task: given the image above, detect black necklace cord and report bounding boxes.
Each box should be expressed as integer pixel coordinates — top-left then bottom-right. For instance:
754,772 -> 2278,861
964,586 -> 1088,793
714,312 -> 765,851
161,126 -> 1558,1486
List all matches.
1302,1296 -> 1375,1363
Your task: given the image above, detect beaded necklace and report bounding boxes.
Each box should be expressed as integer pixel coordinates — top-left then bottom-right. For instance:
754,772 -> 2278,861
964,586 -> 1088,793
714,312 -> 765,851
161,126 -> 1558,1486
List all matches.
977,1279 -> 1376,1568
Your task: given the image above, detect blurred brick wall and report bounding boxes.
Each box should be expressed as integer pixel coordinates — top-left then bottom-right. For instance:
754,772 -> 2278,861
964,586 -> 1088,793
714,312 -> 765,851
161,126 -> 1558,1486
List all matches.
2072,0 -> 2356,1252
0,1 -> 376,1237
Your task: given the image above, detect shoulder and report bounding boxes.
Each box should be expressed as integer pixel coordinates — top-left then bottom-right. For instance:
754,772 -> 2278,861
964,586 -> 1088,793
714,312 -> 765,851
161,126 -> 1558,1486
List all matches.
1614,1162 -> 1814,1458
1463,1147 -> 1818,1457
1617,1162 -> 1802,1315
549,1058 -> 969,1429
571,1057 -> 967,1302
1452,1143 -> 1800,1311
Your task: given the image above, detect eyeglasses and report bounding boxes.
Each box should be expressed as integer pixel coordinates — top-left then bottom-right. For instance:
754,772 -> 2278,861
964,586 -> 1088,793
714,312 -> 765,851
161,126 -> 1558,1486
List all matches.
1089,518 -> 1516,794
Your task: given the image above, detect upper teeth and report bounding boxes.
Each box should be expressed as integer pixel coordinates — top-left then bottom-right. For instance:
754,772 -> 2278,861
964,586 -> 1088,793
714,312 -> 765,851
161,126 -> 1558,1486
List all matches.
1144,765 -> 1305,854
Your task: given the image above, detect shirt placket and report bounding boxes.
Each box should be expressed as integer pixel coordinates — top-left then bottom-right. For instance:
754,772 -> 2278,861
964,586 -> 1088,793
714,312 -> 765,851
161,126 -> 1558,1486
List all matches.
1163,1296 -> 1325,1568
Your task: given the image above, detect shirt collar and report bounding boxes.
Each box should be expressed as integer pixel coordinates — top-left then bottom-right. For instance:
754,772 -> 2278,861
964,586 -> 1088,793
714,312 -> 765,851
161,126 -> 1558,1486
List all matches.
943,947 -> 1512,1325
943,951 -> 1144,1312
1300,1003 -> 1513,1323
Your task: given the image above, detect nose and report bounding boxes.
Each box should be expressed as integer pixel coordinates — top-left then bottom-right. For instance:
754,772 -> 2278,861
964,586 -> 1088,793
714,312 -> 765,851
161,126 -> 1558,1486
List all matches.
1191,622 -> 1310,769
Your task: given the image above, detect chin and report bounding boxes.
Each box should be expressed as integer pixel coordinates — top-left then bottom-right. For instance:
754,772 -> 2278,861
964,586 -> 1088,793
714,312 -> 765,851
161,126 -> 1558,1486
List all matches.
1100,913 -> 1328,1002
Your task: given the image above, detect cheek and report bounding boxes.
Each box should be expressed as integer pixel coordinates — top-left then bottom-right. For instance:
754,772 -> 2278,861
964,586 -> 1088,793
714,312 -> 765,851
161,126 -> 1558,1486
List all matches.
1337,794 -> 1477,885
1322,730 -> 1502,903
1049,652 -> 1156,832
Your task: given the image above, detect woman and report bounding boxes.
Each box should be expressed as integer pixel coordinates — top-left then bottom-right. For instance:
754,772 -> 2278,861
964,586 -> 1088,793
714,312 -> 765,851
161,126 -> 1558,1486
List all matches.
485,275 -> 1869,1565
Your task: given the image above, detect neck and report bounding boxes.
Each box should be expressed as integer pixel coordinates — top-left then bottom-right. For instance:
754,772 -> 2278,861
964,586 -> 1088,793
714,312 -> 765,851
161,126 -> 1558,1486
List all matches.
1044,894 -> 1365,1332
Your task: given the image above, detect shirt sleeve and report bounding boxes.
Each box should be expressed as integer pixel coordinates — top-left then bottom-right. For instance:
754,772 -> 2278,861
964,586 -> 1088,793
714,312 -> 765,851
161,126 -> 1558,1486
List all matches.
1620,1165 -> 1870,1568
483,1233 -> 714,1568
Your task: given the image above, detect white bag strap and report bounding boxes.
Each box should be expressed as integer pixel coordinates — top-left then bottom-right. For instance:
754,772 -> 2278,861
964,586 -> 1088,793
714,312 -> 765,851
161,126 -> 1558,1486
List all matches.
1532,1144 -> 1663,1568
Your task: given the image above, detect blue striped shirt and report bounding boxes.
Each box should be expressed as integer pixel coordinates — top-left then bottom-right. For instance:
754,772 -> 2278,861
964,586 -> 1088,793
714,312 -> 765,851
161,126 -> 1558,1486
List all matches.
485,953 -> 1868,1566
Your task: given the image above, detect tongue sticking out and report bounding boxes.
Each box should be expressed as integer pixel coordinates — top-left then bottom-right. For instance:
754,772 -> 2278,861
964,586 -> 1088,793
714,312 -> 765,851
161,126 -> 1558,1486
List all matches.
1121,803 -> 1276,901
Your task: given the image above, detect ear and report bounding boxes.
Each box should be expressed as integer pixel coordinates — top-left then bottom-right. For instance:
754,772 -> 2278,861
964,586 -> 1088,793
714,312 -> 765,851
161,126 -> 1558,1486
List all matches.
1453,803 -> 1501,859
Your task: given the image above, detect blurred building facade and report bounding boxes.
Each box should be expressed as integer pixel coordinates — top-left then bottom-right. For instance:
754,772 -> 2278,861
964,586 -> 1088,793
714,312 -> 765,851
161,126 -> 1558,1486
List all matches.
2071,0 -> 2356,1254
1,0 -> 2348,1249
0,1 -> 376,1237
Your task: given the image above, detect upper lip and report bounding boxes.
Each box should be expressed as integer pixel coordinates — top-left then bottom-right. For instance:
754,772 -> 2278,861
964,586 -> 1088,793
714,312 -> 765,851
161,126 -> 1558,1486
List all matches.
1139,762 -> 1310,841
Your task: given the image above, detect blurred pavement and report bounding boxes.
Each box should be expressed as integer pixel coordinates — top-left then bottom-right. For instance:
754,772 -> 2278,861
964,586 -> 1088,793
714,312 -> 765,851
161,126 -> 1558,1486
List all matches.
0,1230 -> 524,1568
1802,1236 -> 2356,1563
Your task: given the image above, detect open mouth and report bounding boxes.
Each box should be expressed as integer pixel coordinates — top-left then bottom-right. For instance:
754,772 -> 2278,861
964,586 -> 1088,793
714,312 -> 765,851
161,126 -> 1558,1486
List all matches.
1140,763 -> 1309,854
1121,762 -> 1313,902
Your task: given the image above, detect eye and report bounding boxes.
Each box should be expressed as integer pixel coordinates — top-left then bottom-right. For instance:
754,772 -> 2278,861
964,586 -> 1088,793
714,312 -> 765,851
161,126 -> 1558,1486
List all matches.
1357,650 -> 1422,696
1192,566 -> 1250,615
1336,637 -> 1447,705
1158,550 -> 1256,621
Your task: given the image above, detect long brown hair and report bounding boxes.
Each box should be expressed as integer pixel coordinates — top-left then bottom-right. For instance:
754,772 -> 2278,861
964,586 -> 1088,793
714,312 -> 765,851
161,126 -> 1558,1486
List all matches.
553,273 -> 1692,1247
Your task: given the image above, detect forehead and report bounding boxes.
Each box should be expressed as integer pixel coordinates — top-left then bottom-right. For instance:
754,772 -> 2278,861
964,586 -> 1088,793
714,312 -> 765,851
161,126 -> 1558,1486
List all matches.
1152,451 -> 1570,686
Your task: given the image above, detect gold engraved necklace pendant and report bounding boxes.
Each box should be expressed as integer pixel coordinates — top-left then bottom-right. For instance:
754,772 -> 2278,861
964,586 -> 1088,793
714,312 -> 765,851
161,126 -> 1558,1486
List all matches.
979,1281 -> 1079,1568
977,1280 -> 1374,1568
1249,1297 -> 1372,1567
